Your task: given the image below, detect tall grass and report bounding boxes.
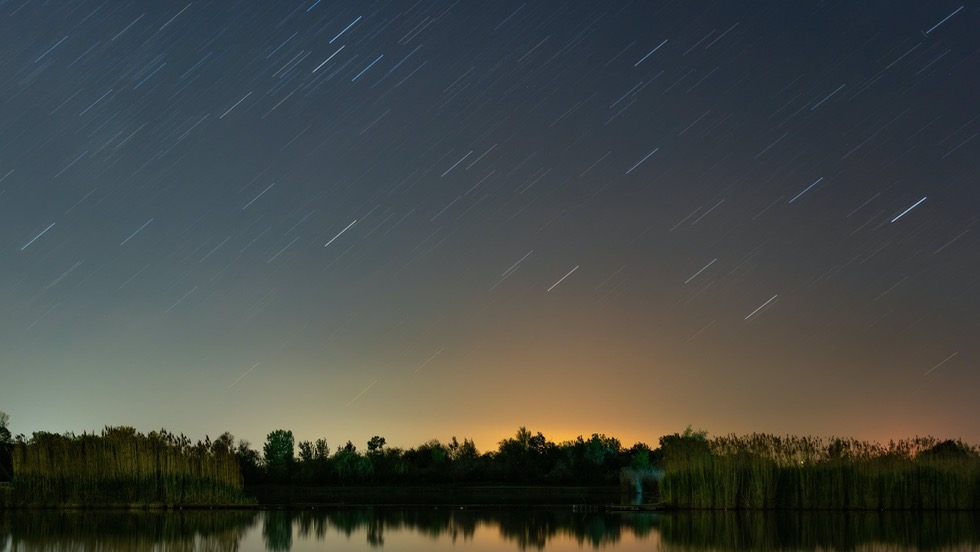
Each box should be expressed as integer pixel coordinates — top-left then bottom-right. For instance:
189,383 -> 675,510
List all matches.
11,426 -> 246,506
660,433 -> 980,510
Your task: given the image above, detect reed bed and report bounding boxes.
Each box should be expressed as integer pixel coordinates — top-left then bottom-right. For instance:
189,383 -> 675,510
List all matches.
659,433 -> 980,510
10,426 -> 246,506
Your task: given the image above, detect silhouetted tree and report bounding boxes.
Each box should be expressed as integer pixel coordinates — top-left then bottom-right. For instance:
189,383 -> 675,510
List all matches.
918,439 -> 976,460
658,425 -> 710,468
314,438 -> 329,460
235,440 -> 263,483
263,430 -> 295,481
0,411 -> 12,482
402,440 -> 450,482
496,427 -> 556,482
294,437 -> 331,483
212,432 -> 236,455
448,436 -> 480,482
367,435 -> 386,454
333,442 -> 362,483
627,442 -> 652,469
371,446 -> 407,482
298,440 -> 315,463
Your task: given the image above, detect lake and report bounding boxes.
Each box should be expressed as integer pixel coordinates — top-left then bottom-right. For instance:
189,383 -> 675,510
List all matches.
2,508 -> 979,551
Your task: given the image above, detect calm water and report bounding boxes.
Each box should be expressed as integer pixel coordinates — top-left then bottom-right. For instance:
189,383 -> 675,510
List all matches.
2,508 -> 979,551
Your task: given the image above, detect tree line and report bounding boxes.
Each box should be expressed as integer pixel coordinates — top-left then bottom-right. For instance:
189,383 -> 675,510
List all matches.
237,424 -> 980,510
3,410 -> 978,509
237,426 -> 654,487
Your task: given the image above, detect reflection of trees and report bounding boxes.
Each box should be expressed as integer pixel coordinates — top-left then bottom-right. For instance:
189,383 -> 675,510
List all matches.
366,516 -> 384,548
659,511 -> 980,552
2,509 -> 656,550
7,507 -> 980,551
262,510 -> 294,551
295,508 -> 477,545
1,509 -> 256,552
285,509 -> 980,551
286,508 -> 647,549
0,517 -> 8,552
494,510 -> 628,550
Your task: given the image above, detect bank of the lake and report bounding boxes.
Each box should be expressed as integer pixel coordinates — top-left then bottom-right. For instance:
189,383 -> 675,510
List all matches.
4,424 -> 979,511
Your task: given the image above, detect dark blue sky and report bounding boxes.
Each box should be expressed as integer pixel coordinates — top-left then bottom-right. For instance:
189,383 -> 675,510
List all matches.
1,1 -> 978,450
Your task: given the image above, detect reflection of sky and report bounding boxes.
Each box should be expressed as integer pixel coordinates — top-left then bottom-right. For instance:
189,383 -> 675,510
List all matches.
253,517 -> 661,552
1,2 -> 978,450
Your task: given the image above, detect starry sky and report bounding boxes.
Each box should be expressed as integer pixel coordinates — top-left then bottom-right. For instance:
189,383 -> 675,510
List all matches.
1,1 -> 978,452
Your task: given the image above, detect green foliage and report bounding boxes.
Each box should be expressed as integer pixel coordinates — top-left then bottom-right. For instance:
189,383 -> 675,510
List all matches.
262,430 -> 295,481
326,440 -> 369,483
10,426 -> 246,505
629,447 -> 652,470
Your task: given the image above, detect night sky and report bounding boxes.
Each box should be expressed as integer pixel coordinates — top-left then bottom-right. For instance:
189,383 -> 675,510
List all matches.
2,1 -> 978,452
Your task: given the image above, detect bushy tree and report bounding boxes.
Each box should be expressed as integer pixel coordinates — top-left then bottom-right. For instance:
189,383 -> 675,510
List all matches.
263,430 -> 295,481
235,440 -> 263,483
658,425 -> 710,468
448,436 -> 481,482
367,435 -> 386,454
313,438 -> 329,460
333,442 -> 362,483
918,439 -> 976,460
0,411 -> 10,443
496,427 -> 556,482
212,432 -> 236,455
295,437 -> 330,483
298,440 -> 315,463
403,440 -> 450,482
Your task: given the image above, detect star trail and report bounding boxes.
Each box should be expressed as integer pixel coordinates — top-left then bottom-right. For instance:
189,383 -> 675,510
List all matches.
1,1 -> 978,449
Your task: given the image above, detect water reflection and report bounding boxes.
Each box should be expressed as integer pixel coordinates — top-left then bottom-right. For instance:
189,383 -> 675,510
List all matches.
1,508 -> 979,551
285,508 -> 656,550
0,509 -> 257,551
660,511 -> 980,552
